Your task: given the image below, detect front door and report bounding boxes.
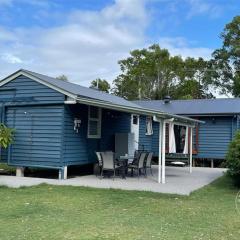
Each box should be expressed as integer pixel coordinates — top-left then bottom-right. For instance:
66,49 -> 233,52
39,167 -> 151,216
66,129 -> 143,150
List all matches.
131,114 -> 139,150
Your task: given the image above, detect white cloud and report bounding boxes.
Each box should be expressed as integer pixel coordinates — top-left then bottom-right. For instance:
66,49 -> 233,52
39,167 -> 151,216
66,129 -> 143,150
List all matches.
0,0 -> 148,85
1,53 -> 23,64
0,0 -> 214,86
158,37 -> 213,59
187,0 -> 223,19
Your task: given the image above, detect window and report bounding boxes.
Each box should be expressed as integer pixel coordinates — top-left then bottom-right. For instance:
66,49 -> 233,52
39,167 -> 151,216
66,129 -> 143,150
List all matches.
87,106 -> 101,138
145,116 -> 153,135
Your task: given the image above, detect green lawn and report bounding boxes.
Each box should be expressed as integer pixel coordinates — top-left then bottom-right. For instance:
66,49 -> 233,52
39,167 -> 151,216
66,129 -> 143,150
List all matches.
0,175 -> 239,240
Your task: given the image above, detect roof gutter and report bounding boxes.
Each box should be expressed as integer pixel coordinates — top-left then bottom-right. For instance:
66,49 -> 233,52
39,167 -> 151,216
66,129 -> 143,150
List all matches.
76,96 -> 203,125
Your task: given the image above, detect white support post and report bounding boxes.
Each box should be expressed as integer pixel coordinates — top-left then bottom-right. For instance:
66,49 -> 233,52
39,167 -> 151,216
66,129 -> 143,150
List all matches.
59,166 -> 68,180
63,166 -> 68,180
161,120 -> 166,184
158,120 -> 162,183
189,127 -> 193,173
16,167 -> 25,177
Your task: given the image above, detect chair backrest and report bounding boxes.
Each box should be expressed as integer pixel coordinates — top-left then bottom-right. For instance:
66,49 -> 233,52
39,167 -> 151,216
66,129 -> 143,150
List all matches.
101,151 -> 114,170
95,152 -> 103,166
146,152 -> 153,167
138,152 -> 147,168
132,150 -> 143,165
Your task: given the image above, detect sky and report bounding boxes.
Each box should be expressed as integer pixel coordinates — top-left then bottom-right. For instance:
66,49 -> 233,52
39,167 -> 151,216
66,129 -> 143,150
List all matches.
0,0 -> 239,86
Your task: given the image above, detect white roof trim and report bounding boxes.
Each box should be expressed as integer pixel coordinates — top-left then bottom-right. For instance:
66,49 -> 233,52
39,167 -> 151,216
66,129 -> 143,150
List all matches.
0,70 -> 78,100
76,96 -> 202,124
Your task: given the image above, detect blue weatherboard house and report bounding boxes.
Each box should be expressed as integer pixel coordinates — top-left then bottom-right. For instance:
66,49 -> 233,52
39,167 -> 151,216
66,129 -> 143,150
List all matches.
136,98 -> 240,166
0,69 -> 198,181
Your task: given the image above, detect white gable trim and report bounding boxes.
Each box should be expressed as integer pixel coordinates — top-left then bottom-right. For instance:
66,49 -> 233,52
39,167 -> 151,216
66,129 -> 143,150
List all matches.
0,70 -> 77,99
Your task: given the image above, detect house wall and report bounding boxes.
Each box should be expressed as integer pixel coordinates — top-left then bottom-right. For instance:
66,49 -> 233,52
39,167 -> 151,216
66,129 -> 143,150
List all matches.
138,115 -> 240,161
63,104 -> 131,164
194,116 -> 237,160
139,116 -> 160,156
0,75 -> 65,168
4,105 -> 64,167
0,75 -> 133,168
0,75 -> 65,103
101,109 -> 131,151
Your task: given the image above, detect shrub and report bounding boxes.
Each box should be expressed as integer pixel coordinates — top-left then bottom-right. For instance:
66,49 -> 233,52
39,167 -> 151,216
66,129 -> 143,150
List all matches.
0,123 -> 14,149
226,130 -> 240,187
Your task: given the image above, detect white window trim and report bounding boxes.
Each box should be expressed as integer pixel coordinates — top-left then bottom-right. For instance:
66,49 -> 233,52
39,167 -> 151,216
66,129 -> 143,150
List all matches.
87,106 -> 102,139
145,116 -> 153,136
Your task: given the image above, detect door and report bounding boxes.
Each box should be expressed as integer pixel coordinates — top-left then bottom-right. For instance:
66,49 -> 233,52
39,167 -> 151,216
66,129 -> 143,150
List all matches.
6,107 -> 33,164
5,106 -> 63,167
131,114 -> 139,150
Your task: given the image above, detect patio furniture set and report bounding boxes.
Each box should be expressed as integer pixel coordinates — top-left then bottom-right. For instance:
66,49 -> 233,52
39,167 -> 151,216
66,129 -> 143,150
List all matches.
95,151 -> 154,180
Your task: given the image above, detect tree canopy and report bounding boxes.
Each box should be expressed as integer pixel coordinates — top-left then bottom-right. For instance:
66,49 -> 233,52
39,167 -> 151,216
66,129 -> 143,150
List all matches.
56,75 -> 68,81
90,78 -> 111,93
89,15 -> 239,100
211,16 -> 240,97
112,44 -> 214,100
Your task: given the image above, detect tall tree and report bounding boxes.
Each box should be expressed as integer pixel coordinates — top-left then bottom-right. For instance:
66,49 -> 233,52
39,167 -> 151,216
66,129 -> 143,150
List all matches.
211,16 -> 240,96
90,78 -> 111,93
113,44 -> 214,100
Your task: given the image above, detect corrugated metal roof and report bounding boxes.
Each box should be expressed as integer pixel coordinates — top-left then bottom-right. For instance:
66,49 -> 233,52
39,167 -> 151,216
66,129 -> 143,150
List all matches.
22,69 -> 140,109
0,69 -> 203,124
134,99 -> 240,115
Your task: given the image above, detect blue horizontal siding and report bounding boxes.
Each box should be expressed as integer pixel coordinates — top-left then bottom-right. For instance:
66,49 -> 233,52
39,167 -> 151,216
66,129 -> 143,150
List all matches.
100,109 -> 131,151
196,116 -> 233,159
0,75 -> 65,103
3,105 -> 64,167
63,104 -> 89,166
139,116 -> 160,156
63,105 -> 132,165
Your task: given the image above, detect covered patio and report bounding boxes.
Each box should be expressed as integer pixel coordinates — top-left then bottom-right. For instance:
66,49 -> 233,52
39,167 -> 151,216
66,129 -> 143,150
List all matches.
0,166 -> 225,195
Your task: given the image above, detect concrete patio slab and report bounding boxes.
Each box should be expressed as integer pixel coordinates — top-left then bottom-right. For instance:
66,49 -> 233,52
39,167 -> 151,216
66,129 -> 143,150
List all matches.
0,166 -> 225,195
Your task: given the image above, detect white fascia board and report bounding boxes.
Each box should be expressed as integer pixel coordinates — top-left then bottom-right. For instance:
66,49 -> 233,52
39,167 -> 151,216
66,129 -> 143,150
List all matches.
76,97 -> 201,125
0,71 -> 77,100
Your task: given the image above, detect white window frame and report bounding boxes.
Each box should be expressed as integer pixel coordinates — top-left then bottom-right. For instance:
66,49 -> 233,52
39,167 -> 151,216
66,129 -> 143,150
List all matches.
145,116 -> 153,135
87,106 -> 102,139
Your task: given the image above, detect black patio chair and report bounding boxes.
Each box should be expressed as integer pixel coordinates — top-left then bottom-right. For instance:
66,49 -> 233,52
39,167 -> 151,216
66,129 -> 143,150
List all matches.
94,152 -> 103,176
131,150 -> 144,165
144,152 -> 153,176
128,152 -> 147,179
101,151 -> 121,180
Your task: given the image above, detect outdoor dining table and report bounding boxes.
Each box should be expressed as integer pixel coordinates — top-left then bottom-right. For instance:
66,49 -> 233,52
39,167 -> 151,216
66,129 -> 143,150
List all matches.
117,155 -> 134,179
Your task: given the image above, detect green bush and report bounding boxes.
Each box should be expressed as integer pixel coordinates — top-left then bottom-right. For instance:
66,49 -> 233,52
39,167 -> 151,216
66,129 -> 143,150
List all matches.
226,131 -> 240,187
0,123 -> 14,149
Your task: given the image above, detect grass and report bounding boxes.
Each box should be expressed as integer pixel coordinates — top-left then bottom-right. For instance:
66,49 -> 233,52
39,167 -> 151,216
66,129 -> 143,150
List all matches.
0,175 -> 239,240
0,163 -> 16,174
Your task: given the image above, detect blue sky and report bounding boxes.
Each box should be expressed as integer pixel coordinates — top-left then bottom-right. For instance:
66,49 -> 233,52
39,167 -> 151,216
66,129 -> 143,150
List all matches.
0,0 -> 239,85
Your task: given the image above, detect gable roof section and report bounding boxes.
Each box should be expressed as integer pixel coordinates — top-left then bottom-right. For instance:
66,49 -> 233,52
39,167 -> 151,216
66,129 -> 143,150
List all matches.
135,99 -> 240,115
0,69 -> 202,125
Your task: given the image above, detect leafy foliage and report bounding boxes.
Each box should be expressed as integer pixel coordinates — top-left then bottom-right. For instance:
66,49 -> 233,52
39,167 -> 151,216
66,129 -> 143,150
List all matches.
226,130 -> 240,187
90,78 -> 111,93
211,16 -> 240,96
56,75 -> 68,81
0,124 -> 14,149
113,44 -> 214,100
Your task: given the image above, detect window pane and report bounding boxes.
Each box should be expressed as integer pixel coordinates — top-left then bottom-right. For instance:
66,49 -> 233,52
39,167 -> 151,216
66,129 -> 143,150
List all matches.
89,120 -> 98,136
